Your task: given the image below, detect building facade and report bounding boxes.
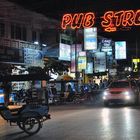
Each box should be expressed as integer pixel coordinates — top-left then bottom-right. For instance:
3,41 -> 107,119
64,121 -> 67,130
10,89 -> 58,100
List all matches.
0,0 -> 59,66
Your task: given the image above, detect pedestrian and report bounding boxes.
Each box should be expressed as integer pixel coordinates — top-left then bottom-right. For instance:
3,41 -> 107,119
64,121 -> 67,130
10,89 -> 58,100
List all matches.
99,80 -> 104,89
2,81 -> 12,106
67,84 -> 74,102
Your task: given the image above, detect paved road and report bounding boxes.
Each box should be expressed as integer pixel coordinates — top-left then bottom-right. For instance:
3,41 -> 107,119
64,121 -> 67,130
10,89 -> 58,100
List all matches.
0,103 -> 140,140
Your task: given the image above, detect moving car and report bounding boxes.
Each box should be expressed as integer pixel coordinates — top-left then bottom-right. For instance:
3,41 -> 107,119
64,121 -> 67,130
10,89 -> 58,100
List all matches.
103,79 -> 139,106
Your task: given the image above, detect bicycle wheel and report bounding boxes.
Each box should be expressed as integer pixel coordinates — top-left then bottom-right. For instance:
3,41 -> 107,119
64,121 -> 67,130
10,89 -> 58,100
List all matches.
23,117 -> 42,135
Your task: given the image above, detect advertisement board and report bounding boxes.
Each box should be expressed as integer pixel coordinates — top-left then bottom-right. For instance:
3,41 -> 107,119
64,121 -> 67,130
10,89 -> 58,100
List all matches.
101,39 -> 112,55
84,27 -> 97,50
115,41 -> 126,59
132,58 -> 140,72
59,43 -> 71,61
70,44 -> 82,72
94,52 -> 106,73
78,56 -> 87,72
85,62 -> 93,74
24,48 -> 43,66
78,51 -> 87,72
0,89 -> 4,104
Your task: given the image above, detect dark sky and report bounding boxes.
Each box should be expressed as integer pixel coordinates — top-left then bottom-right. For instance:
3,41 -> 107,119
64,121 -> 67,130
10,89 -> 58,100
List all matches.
8,0 -> 140,58
9,0 -> 140,20
9,0 -> 140,36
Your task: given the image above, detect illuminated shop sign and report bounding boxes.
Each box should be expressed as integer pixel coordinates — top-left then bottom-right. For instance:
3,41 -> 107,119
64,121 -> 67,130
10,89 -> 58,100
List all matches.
78,51 -> 87,72
84,27 -> 97,50
94,52 -> 106,73
85,62 -> 93,74
78,56 -> 87,72
101,10 -> 140,32
115,41 -> 126,60
59,43 -> 71,61
61,10 -> 140,32
101,39 -> 112,55
61,12 -> 95,29
132,58 -> 140,72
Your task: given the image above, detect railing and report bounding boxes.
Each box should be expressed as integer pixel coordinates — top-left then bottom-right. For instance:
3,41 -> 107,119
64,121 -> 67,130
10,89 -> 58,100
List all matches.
0,37 -> 40,49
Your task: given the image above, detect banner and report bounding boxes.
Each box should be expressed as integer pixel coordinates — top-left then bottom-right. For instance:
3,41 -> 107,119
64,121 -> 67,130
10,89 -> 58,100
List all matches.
94,52 -> 106,73
70,44 -> 82,72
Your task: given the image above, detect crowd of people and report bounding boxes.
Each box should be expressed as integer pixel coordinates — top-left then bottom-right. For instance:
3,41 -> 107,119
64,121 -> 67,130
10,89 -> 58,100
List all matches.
87,79 -> 109,92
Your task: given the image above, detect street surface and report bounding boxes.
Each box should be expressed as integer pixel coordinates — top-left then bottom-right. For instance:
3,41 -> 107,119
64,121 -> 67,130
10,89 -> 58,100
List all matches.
1,102 -> 140,140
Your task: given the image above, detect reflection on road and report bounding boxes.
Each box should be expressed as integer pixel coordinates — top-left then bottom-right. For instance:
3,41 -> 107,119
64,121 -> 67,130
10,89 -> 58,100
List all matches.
100,106 -> 139,139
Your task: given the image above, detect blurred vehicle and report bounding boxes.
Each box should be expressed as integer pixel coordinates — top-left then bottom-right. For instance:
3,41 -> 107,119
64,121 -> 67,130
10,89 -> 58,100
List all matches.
103,79 -> 139,106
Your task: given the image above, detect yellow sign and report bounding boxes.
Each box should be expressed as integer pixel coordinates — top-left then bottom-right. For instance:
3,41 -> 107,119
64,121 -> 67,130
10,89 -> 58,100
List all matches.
132,58 -> 140,72
78,56 -> 87,71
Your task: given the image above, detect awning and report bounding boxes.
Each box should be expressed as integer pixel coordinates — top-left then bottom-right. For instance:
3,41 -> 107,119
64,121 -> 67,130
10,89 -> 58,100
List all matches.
0,74 -> 51,82
56,75 -> 73,81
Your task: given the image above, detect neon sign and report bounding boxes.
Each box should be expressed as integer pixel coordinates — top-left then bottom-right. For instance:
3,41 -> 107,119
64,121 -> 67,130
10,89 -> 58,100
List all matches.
61,12 -> 95,29
61,9 -> 140,32
101,10 -> 140,32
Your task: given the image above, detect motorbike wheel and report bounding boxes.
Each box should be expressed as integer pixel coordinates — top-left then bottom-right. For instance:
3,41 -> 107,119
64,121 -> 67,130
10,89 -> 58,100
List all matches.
23,117 -> 42,135
17,122 -> 24,130
73,96 -> 81,104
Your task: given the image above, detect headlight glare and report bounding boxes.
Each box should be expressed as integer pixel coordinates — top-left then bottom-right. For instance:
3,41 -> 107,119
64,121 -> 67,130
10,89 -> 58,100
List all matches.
123,91 -> 129,95
125,95 -> 131,100
103,91 -> 109,96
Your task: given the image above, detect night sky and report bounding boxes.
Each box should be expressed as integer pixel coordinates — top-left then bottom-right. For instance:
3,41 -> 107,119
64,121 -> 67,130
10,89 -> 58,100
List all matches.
8,0 -> 140,59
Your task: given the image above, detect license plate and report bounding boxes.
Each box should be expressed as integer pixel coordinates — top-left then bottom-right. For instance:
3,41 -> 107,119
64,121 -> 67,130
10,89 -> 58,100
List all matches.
109,95 -> 123,99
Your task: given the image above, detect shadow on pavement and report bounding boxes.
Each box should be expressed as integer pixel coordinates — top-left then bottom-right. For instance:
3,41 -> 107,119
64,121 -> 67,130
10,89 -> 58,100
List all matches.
1,131 -> 33,140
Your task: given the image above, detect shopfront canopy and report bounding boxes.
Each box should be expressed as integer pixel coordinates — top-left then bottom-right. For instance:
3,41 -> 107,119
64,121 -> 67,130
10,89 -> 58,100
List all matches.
56,75 -> 73,81
0,74 -> 51,82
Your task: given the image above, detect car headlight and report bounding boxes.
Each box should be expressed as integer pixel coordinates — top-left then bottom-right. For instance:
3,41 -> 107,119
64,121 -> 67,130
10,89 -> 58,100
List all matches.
103,91 -> 109,96
123,91 -> 130,95
125,95 -> 131,100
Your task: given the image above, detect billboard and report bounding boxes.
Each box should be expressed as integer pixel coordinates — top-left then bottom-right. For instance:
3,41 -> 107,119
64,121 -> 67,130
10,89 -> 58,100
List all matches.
85,62 -> 93,74
78,51 -> 87,72
84,27 -> 97,50
115,41 -> 126,59
70,44 -> 82,72
101,39 -> 112,55
59,43 -> 71,61
94,52 -> 106,73
24,48 -> 43,66
0,89 -> 4,104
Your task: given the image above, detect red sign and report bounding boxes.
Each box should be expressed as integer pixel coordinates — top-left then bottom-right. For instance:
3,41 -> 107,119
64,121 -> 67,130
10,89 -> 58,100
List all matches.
101,10 -> 140,32
61,12 -> 95,29
61,9 -> 140,32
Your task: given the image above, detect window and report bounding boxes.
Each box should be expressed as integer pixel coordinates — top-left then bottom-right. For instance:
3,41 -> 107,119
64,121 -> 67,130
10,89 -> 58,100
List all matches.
15,25 -> 21,39
32,31 -> 37,42
11,24 -> 27,41
22,27 -> 27,41
0,23 -> 5,37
